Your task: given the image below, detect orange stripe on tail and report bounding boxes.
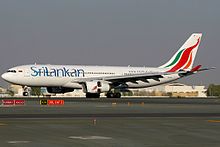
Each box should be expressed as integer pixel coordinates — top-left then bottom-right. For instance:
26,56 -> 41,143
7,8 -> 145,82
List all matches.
183,52 -> 193,69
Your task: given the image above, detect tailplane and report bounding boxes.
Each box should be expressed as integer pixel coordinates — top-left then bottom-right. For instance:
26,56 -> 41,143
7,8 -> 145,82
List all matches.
159,33 -> 202,72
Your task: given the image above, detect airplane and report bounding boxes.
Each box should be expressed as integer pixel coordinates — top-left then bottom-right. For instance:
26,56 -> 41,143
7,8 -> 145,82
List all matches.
1,33 -> 214,98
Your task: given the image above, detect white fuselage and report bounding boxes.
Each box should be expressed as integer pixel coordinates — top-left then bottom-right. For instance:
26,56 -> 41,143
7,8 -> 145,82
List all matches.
2,64 -> 181,89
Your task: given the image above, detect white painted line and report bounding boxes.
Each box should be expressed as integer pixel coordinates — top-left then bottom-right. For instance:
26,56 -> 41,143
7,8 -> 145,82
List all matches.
95,105 -> 110,108
8,141 -> 31,144
68,136 -> 112,140
0,123 -> 7,126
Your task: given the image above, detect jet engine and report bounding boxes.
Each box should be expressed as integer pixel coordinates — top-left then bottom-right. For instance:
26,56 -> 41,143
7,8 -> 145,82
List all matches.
46,87 -> 74,93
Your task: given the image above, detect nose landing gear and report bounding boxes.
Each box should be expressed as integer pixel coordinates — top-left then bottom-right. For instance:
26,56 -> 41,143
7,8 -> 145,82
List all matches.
22,86 -> 31,96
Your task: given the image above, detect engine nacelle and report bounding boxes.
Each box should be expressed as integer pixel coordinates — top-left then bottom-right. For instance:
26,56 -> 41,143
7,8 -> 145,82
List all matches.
84,81 -> 111,93
47,87 -> 74,94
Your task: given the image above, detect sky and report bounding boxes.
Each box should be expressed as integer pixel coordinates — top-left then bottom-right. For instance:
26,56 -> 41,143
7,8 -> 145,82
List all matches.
0,0 -> 219,88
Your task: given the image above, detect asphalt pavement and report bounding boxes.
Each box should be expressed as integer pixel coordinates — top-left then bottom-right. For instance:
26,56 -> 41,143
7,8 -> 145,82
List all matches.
1,97 -> 220,147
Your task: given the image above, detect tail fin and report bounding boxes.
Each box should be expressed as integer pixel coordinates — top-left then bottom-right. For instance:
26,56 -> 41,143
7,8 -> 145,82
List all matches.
159,33 -> 202,72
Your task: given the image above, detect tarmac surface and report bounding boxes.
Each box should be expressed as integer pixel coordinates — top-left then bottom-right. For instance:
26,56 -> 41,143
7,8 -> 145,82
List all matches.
1,97 -> 220,147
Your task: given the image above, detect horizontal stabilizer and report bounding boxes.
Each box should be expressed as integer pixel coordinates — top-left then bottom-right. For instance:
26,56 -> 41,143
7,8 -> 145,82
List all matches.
190,65 -> 202,72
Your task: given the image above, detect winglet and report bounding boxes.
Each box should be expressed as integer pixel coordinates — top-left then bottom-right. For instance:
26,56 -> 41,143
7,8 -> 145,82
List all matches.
190,65 -> 202,72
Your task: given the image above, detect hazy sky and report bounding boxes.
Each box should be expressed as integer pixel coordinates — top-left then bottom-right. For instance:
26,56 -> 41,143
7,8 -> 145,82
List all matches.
0,0 -> 219,87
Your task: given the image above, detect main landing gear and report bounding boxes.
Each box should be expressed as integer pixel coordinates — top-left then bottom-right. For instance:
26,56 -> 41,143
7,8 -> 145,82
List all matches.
106,92 -> 121,98
86,92 -> 121,98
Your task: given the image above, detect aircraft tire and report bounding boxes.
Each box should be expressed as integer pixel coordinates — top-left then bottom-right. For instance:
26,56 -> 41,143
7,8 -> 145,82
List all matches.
114,92 -> 121,98
106,92 -> 114,98
23,92 -> 28,96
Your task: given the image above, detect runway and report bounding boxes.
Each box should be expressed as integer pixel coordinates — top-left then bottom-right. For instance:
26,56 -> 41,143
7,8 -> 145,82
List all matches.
1,97 -> 220,118
1,98 -> 220,146
2,113 -> 220,119
2,97 -> 220,104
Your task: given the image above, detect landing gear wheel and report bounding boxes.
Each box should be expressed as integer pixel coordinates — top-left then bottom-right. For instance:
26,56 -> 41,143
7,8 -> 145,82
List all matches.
23,92 -> 28,96
114,92 -> 121,98
106,92 -> 121,98
22,86 -> 31,96
106,92 -> 114,98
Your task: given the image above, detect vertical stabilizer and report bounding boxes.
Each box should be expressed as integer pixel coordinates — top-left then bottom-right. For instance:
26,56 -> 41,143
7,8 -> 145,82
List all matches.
159,33 -> 202,72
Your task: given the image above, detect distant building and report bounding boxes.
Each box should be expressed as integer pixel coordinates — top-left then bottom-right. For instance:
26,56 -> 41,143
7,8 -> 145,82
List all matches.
131,82 -> 207,97
162,83 -> 206,97
0,86 -> 7,93
9,84 -> 23,96
56,89 -> 85,97
0,86 -> 9,97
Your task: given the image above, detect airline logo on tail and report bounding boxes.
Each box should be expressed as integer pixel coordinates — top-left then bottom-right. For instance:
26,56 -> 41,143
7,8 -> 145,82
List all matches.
160,33 -> 202,72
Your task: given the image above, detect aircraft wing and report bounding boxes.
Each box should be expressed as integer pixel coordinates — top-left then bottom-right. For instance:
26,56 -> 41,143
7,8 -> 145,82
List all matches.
98,72 -> 168,83
72,71 -> 184,84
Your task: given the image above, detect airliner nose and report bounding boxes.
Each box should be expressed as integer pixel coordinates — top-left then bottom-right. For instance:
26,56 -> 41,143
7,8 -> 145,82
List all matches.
1,73 -> 6,80
1,73 -> 8,81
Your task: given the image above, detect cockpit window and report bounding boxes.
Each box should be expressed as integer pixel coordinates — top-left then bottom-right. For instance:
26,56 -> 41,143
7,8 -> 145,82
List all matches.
7,70 -> 16,73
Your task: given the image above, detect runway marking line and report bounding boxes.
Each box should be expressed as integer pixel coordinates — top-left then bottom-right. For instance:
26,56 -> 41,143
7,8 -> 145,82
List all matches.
0,123 -> 7,126
95,105 -> 110,108
207,120 -> 220,123
8,141 -> 31,144
0,124 -> 7,126
68,136 -> 112,140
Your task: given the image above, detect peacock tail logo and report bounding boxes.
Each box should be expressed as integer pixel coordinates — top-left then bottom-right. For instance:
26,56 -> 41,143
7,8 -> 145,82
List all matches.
166,37 -> 200,72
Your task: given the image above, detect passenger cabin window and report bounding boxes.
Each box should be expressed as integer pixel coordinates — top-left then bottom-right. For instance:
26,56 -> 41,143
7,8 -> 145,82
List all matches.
7,70 -> 16,73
